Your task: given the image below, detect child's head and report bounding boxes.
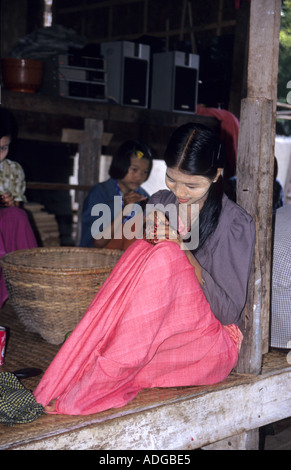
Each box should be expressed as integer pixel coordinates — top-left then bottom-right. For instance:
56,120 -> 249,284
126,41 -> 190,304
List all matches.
109,139 -> 153,182
0,107 -> 18,162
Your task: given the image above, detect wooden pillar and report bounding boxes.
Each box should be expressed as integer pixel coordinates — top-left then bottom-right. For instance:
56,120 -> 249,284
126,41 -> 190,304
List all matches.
236,0 -> 281,374
76,118 -> 103,245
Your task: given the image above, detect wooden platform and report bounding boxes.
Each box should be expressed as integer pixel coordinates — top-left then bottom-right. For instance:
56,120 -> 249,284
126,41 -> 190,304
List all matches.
0,301 -> 290,450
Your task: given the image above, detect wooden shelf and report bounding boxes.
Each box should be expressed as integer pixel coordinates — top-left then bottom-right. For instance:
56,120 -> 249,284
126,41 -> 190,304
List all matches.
1,90 -> 218,125
1,90 -> 219,152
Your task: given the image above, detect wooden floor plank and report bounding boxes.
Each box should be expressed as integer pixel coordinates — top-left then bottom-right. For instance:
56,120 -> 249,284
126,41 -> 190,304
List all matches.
0,301 -> 290,450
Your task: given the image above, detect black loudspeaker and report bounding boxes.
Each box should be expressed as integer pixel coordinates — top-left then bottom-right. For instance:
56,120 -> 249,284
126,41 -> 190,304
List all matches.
101,41 -> 150,108
151,51 -> 199,114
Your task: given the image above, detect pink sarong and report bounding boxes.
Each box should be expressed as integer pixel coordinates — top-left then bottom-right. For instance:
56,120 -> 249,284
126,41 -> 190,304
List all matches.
34,240 -> 242,415
0,206 -> 38,308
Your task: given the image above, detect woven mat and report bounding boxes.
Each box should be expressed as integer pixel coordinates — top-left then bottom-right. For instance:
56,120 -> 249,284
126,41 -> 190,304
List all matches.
0,300 -> 289,449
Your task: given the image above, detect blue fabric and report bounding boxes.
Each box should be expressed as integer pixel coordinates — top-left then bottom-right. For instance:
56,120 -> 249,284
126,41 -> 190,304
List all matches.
80,178 -> 149,247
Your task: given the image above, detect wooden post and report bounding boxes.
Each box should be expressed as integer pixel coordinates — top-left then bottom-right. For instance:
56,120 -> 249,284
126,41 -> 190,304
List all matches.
76,119 -> 104,245
236,0 -> 281,374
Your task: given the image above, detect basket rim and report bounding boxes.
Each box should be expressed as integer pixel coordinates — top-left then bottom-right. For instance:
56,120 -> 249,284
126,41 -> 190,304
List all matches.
0,246 -> 123,275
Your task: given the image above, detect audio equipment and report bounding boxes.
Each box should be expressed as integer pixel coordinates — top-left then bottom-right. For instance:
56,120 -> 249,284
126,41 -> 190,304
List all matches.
41,54 -> 107,101
101,41 -> 150,108
151,51 -> 199,113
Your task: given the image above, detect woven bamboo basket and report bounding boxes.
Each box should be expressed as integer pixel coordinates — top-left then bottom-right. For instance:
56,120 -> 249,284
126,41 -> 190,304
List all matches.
0,247 -> 123,345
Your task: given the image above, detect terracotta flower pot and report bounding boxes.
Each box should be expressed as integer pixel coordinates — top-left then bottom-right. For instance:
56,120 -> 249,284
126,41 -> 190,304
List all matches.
1,58 -> 44,93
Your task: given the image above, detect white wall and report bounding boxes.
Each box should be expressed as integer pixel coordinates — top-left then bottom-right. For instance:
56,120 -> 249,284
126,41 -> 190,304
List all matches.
275,136 -> 291,190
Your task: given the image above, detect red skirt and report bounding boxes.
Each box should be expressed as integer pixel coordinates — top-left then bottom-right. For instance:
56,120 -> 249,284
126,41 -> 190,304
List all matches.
34,240 -> 242,415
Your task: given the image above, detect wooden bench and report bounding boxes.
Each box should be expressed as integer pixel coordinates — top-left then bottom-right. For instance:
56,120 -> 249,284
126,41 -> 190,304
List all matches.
0,301 -> 290,450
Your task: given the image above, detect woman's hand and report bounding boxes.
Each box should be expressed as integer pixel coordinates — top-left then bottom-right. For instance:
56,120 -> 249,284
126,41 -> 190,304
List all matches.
144,210 -> 182,246
0,192 -> 15,207
123,190 -> 147,206
144,209 -> 204,285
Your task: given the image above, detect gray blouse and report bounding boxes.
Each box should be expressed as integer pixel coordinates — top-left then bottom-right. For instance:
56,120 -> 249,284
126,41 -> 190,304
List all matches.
147,190 -> 255,328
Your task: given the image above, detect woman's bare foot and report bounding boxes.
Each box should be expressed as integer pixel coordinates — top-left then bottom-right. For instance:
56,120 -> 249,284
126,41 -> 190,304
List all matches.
45,399 -> 57,412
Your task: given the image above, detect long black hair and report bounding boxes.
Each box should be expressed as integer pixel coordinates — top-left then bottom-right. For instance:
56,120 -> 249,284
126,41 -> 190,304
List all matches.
164,122 -> 225,250
109,139 -> 153,180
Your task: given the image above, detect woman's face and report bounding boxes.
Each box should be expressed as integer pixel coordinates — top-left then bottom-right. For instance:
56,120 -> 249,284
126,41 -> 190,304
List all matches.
119,154 -> 150,192
165,166 -> 221,208
0,136 -> 11,162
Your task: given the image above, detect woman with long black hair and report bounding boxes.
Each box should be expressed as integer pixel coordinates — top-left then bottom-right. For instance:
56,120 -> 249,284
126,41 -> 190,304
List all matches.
35,123 -> 255,416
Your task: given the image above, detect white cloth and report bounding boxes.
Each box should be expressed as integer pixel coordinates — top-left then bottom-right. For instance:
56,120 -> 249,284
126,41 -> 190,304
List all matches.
0,158 -> 27,202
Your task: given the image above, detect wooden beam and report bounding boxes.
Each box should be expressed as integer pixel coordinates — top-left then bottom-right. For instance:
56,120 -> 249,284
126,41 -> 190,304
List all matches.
217,0 -> 224,36
87,21 -> 236,45
187,1 -> 197,54
179,0 -> 188,41
236,0 -> 281,374
228,0 -> 250,117
57,0 -> 146,14
61,128 -> 113,146
236,97 -> 274,369
26,182 -> 91,191
55,0 -> 236,41
202,429 -> 259,450
5,366 -> 291,450
76,119 -> 104,245
277,102 -> 291,109
2,90 -> 215,128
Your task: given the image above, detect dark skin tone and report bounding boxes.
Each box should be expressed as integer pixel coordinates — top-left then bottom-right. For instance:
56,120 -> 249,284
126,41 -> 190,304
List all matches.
144,209 -> 204,285
0,192 -> 19,207
145,166 -> 223,286
45,165 -> 226,413
93,155 -> 149,248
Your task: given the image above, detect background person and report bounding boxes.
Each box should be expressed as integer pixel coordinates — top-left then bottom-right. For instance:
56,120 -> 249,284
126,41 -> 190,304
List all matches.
80,139 -> 153,250
0,107 -> 38,308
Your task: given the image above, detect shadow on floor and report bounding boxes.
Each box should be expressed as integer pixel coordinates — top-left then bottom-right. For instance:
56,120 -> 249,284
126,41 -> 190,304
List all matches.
260,417 -> 291,450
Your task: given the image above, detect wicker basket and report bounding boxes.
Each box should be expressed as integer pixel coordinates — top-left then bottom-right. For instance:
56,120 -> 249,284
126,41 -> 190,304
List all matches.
0,247 -> 123,345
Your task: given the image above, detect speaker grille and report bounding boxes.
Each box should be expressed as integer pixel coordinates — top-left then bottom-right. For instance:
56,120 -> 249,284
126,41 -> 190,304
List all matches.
123,57 -> 148,107
174,66 -> 197,112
